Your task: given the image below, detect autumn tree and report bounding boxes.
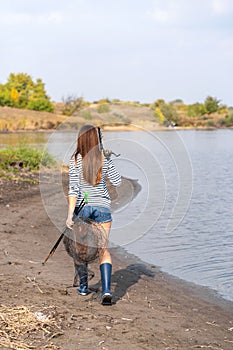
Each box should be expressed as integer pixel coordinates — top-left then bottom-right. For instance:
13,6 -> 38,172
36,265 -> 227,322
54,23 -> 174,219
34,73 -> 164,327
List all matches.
187,103 -> 206,118
62,95 -> 86,116
151,99 -> 178,125
204,96 -> 220,114
0,73 -> 54,112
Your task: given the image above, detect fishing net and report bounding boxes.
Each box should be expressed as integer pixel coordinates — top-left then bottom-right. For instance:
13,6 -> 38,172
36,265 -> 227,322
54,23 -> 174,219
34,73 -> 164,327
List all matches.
63,217 -> 107,264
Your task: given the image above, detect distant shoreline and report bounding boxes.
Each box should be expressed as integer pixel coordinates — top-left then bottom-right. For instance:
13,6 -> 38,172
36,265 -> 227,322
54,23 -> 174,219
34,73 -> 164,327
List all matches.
1,104 -> 232,133
1,124 -> 233,135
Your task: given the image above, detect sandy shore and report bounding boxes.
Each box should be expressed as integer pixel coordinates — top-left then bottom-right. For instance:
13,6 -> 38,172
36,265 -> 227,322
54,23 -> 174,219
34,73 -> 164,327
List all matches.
1,175 -> 233,350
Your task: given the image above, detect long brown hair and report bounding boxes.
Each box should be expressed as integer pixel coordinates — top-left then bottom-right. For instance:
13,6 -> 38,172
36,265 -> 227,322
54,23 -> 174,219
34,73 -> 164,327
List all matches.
74,125 -> 103,185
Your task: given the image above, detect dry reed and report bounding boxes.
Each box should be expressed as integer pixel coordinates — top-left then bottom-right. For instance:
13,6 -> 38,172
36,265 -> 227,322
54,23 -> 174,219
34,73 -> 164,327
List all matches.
0,304 -> 63,350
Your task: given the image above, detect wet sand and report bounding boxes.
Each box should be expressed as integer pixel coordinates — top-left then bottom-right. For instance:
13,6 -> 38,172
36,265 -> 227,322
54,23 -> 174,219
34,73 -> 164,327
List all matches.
1,176 -> 233,349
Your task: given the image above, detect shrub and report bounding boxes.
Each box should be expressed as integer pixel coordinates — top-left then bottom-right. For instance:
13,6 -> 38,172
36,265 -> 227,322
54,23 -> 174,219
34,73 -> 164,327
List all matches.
150,99 -> 177,125
0,86 -> 13,106
170,99 -> 184,104
97,103 -> 110,113
0,73 -> 54,111
26,98 -> 54,112
153,107 -> 165,124
220,111 -> 233,126
81,111 -> 92,120
160,103 -> 178,124
187,103 -> 206,118
0,146 -> 55,172
113,111 -> 125,119
219,118 -> 227,126
97,98 -> 111,104
112,112 -> 131,124
62,95 -> 85,116
204,96 -> 221,114
206,120 -> 215,127
112,99 -> 121,104
150,99 -> 166,110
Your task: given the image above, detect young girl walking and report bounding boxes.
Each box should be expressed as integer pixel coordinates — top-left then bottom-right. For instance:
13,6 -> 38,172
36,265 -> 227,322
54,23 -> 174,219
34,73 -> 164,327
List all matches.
66,125 -> 121,305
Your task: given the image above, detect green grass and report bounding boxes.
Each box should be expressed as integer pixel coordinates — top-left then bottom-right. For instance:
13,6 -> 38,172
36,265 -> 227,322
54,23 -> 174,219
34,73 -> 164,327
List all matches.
0,145 -> 56,175
97,103 -> 111,113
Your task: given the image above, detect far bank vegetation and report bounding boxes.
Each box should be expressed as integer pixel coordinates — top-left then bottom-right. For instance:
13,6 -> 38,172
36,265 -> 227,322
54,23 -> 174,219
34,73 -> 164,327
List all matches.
0,72 -> 233,131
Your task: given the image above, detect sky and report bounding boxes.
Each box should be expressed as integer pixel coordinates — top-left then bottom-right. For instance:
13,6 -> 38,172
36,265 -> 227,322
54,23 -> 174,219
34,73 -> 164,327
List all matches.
0,0 -> 233,105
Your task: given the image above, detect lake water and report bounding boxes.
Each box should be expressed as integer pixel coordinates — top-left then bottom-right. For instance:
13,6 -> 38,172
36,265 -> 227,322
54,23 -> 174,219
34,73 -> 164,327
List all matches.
1,129 -> 233,302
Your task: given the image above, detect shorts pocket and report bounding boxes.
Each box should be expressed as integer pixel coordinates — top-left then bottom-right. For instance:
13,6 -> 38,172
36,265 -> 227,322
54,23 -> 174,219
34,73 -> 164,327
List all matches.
95,207 -> 112,223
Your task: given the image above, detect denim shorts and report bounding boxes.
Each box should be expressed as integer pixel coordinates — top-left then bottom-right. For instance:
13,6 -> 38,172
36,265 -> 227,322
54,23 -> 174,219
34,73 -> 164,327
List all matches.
75,205 -> 112,224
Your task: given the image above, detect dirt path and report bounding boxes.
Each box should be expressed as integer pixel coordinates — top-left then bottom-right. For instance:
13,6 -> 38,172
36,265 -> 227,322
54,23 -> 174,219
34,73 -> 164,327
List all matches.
1,177 -> 233,350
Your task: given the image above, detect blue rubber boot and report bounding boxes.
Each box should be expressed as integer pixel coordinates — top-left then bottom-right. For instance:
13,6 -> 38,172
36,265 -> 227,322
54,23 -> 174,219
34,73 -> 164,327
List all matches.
76,263 -> 89,296
100,263 -> 112,305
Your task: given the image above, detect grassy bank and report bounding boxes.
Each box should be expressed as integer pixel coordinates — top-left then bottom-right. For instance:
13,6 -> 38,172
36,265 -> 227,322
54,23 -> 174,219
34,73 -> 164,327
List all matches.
0,145 -> 55,182
0,106 -> 67,132
0,101 -> 232,132
0,104 -> 160,132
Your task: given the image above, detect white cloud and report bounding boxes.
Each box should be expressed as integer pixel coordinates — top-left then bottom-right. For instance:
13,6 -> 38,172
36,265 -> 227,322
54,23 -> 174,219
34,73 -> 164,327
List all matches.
212,0 -> 233,15
147,0 -> 233,27
147,1 -> 177,23
220,37 -> 233,57
1,13 -> 30,24
147,8 -> 175,23
44,12 -> 63,24
146,0 -> 204,26
0,11 -> 64,25
0,1 -> 232,104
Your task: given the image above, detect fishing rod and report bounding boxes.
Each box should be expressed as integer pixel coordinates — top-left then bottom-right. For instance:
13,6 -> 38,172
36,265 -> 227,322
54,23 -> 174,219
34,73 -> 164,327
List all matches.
42,193 -> 89,265
97,127 -> 120,160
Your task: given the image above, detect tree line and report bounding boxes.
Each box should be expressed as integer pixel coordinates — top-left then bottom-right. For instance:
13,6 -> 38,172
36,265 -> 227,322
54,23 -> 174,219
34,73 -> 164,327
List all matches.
1,72 -> 232,127
150,96 -> 231,126
0,73 -> 54,112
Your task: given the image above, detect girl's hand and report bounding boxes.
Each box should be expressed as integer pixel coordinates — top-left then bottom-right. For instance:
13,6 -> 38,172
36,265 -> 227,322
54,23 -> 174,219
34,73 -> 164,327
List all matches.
66,217 -> 74,229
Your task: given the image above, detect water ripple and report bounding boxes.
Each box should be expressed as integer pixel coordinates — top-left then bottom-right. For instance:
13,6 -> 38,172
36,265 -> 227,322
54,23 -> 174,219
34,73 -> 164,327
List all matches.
127,130 -> 233,302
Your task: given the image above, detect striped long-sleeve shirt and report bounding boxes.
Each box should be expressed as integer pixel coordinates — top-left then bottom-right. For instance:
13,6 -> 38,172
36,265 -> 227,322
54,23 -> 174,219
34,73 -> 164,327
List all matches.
68,153 -> 121,209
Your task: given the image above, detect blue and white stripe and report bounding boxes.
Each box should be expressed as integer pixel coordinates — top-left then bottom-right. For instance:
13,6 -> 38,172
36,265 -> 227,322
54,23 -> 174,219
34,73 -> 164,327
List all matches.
68,153 -> 121,209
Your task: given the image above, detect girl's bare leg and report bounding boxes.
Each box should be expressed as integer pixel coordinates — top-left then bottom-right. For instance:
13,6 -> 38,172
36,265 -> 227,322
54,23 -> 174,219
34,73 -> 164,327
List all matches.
99,221 -> 112,264
98,221 -> 112,305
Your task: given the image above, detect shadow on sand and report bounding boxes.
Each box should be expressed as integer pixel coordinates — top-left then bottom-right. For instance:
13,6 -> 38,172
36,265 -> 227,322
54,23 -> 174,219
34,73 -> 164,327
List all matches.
88,263 -> 156,304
